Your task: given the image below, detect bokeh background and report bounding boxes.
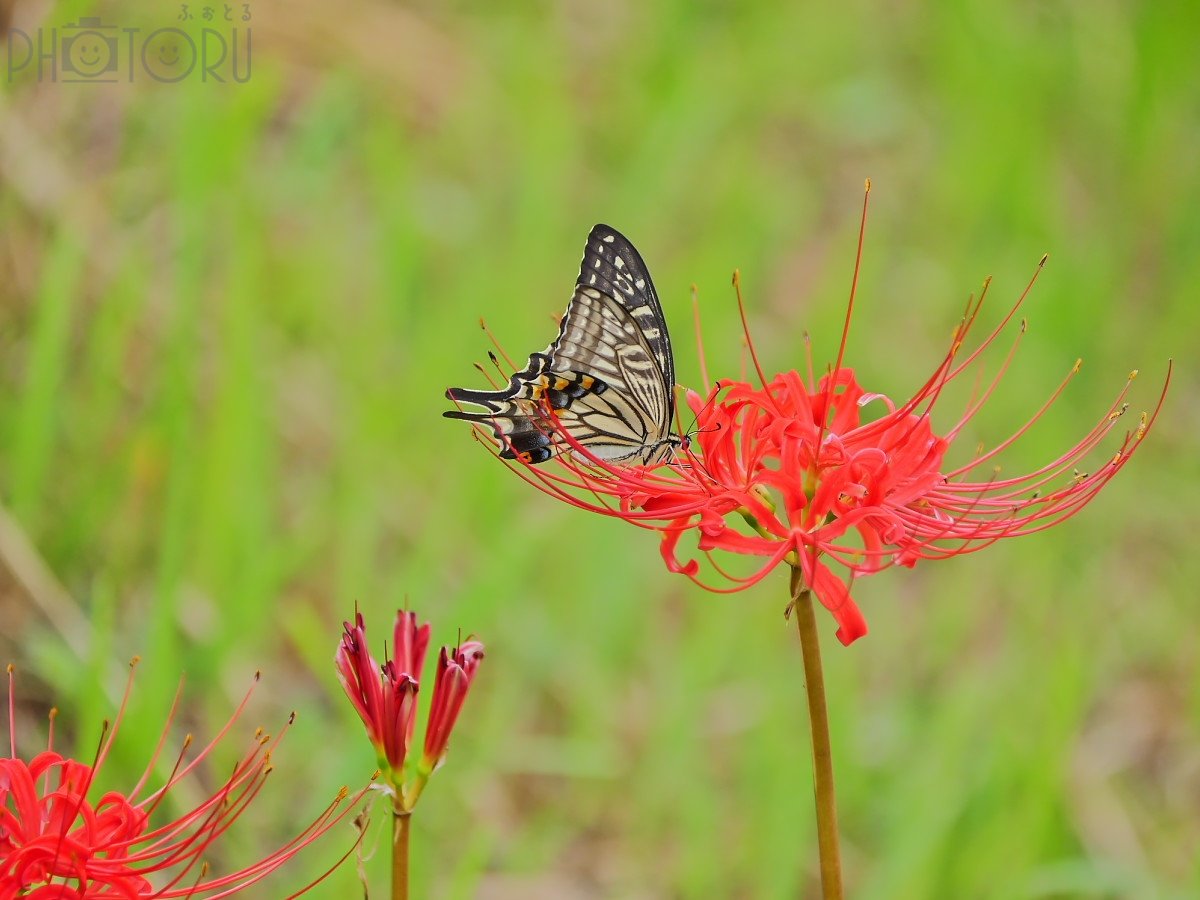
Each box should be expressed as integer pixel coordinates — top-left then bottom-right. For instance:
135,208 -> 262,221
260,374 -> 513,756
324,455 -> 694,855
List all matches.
1,1 -> 1198,897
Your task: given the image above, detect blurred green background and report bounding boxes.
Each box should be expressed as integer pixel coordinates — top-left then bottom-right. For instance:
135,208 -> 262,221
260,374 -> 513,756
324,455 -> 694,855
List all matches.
1,1 -> 1198,897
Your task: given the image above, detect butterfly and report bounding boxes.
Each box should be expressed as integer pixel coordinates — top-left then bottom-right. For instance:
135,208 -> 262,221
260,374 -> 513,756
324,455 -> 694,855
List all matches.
444,224 -> 682,466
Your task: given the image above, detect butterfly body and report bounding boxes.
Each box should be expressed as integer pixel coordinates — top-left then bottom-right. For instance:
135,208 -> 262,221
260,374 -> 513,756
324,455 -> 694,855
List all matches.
445,225 -> 680,466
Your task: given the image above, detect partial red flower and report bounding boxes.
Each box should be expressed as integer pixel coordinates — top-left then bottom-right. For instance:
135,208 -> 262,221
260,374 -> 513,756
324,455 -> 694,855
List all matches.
336,611 -> 483,811
1,662 -> 366,899
420,641 -> 485,775
336,611 -> 428,776
459,202 -> 1170,647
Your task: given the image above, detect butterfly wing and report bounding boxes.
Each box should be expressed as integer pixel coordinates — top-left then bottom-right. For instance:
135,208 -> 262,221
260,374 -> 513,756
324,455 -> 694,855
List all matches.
567,224 -> 675,409
445,224 -> 678,464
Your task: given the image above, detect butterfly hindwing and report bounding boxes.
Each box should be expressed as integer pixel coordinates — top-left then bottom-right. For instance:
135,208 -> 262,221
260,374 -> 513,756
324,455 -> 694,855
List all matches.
445,224 -> 679,465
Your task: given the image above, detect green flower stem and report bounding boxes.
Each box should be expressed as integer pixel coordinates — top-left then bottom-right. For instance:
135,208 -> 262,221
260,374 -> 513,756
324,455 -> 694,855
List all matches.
405,768 -> 431,810
392,800 -> 410,900
790,564 -> 844,899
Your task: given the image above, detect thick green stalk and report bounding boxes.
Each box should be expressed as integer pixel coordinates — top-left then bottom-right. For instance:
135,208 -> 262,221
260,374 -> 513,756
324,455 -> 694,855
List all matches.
790,565 -> 844,899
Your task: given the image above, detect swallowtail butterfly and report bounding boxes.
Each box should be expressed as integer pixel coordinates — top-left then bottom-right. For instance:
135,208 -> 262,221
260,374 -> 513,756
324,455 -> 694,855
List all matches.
444,224 -> 681,465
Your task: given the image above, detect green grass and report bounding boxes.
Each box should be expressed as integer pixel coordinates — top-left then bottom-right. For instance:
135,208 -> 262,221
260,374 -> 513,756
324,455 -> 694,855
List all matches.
2,2 -> 1198,897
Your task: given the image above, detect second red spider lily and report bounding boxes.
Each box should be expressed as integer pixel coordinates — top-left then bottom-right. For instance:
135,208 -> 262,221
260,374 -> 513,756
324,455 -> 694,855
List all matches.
335,610 -> 484,811
1,662 -> 367,899
463,206 -> 1170,647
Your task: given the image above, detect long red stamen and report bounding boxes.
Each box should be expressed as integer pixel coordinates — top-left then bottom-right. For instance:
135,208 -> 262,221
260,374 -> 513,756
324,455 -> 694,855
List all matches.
691,283 -> 710,389
6,663 -> 15,758
479,317 -> 519,372
732,270 -> 777,406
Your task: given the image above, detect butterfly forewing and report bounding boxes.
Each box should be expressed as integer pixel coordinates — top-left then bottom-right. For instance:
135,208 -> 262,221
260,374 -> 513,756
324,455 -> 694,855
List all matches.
572,226 -> 676,395
555,287 -> 672,430
445,224 -> 679,465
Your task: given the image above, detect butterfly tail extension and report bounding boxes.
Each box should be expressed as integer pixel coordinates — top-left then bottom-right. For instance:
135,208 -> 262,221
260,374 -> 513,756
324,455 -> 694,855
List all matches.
442,396 -> 556,463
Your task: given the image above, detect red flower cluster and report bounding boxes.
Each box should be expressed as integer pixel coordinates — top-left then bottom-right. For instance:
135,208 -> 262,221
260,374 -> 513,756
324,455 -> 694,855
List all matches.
471,222 -> 1169,646
336,611 -> 484,810
2,753 -> 150,898
1,663 -> 365,899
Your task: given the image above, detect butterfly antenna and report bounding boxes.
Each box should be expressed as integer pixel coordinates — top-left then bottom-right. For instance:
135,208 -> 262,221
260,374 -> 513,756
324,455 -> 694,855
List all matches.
692,419 -> 723,438
679,383 -> 721,438
680,408 -> 722,481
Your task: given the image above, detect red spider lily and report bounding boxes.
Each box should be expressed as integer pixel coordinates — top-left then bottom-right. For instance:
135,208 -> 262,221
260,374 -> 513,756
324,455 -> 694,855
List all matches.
1,663 -> 368,899
336,611 -> 429,776
456,200 -> 1170,647
336,611 -> 483,811
419,642 -> 485,775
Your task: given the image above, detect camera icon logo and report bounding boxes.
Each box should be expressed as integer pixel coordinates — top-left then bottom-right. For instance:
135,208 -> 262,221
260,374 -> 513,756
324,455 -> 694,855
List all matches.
61,17 -> 119,81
